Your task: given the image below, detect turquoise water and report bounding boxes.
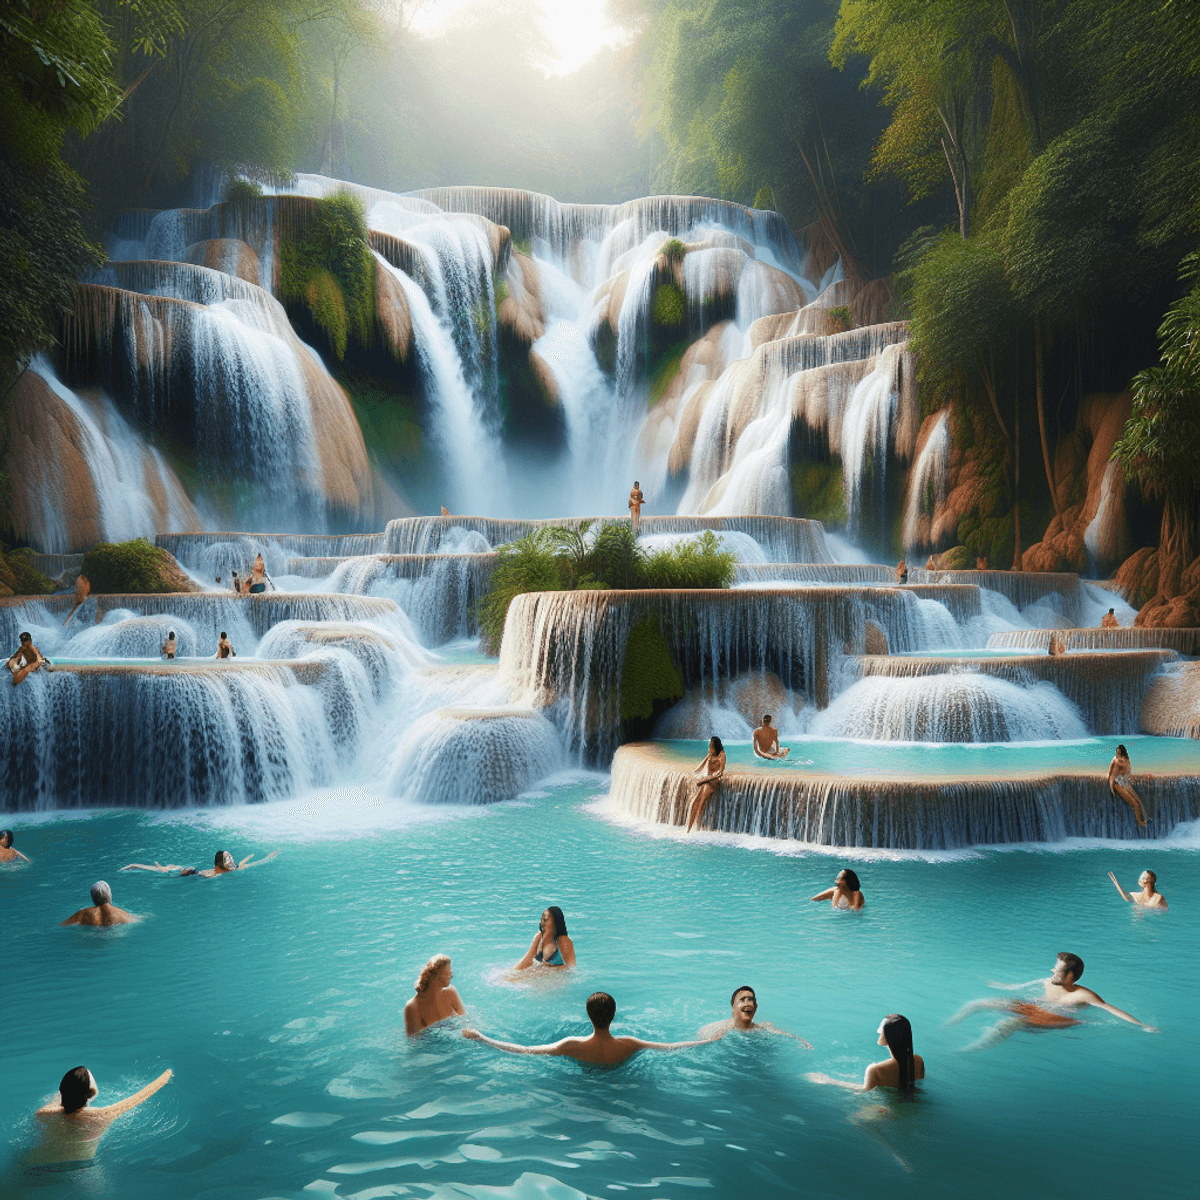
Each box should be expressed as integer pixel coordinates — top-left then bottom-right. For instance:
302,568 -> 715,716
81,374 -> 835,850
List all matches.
2,780 -> 1197,1199
659,736 -> 1200,778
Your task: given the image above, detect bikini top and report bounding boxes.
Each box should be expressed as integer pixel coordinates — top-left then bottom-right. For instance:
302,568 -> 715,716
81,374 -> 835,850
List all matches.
535,943 -> 564,966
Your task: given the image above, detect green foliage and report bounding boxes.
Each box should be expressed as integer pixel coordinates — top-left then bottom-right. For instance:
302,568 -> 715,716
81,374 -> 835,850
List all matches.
660,237 -> 686,262
476,529 -> 568,650
827,305 -> 854,331
81,538 -> 179,594
647,340 -> 688,410
790,461 -> 847,526
641,529 -> 737,589
224,178 -> 264,203
493,276 -> 510,308
652,282 -> 686,327
752,185 -> 776,211
620,617 -> 684,722
0,545 -> 54,597
280,192 -> 374,361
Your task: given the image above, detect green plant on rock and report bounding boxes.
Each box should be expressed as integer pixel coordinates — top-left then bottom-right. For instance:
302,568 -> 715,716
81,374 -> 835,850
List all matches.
642,529 -> 736,589
0,545 -> 54,597
660,238 -> 686,263
652,282 -> 686,327
827,305 -> 855,332
80,538 -> 177,594
790,462 -> 847,526
224,178 -> 263,203
620,617 -> 684,721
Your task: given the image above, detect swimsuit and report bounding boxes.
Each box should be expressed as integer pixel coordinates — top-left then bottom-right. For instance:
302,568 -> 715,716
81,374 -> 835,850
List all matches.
534,946 -> 564,966
1010,1001 -> 1080,1028
249,582 -> 266,594
833,894 -> 852,909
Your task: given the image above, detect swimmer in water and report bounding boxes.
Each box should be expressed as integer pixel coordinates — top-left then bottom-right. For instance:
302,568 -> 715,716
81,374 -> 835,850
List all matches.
1108,869 -> 1167,910
812,868 -> 865,910
0,828 -> 31,863
807,1013 -> 924,1093
61,881 -> 138,926
121,849 -> 279,877
1108,743 -> 1148,827
685,736 -> 726,832
947,951 -> 1158,1048
404,954 -> 466,1035
698,985 -> 812,1046
513,906 -> 576,970
28,1066 -> 172,1166
752,715 -> 790,760
463,991 -> 708,1067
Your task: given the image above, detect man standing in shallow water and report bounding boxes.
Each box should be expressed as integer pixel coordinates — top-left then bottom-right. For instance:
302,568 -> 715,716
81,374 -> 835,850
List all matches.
698,985 -> 812,1045
62,881 -> 139,926
463,991 -> 707,1066
752,715 -> 790,759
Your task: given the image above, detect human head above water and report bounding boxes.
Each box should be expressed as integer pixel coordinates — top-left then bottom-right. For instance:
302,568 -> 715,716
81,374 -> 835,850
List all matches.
58,1066 -> 97,1113
837,868 -> 861,892
879,1014 -> 915,1088
19,632 -> 31,643
414,954 -> 451,994
586,992 -> 616,1030
543,906 -> 568,938
0,829 -> 12,848
1056,951 -> 1084,982
90,881 -> 112,906
761,715 -> 772,726
1116,744 -> 1128,758
214,850 -> 234,870
731,985 -> 756,1007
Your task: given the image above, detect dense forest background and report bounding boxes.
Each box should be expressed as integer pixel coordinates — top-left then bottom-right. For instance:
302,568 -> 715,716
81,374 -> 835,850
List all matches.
2,0 -> 1198,609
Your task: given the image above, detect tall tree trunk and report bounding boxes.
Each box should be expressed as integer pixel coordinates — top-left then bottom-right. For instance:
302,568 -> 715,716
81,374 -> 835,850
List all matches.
1034,322 -> 1061,518
1158,497 -> 1192,600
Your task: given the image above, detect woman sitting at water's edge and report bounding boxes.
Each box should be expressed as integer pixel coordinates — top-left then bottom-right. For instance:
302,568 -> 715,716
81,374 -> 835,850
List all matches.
685,736 -> 726,833
807,1014 -> 923,1093
514,906 -> 576,970
405,954 -> 465,1034
812,868 -> 864,910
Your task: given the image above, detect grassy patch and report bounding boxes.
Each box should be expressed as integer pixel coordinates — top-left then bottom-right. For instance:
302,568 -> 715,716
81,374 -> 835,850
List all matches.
620,617 -> 684,721
81,538 -> 179,593
0,546 -> 54,596
652,282 -> 686,327
646,340 -> 689,410
790,461 -> 847,526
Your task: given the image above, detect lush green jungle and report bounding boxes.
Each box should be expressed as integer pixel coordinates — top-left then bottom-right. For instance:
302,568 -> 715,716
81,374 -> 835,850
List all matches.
2,0 -> 1199,622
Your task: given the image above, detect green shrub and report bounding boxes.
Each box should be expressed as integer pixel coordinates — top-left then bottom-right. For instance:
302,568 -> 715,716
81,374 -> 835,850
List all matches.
223,178 -> 263,203
660,238 -> 686,263
493,276 -> 510,308
652,282 -> 686,327
0,546 -> 54,597
827,305 -> 854,332
80,538 -> 178,594
642,529 -> 736,588
620,617 -> 684,721
305,268 -> 348,360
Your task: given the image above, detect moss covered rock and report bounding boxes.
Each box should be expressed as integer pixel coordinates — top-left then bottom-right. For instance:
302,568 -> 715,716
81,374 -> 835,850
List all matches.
620,617 -> 684,722
80,538 -> 199,594
652,282 -> 686,328
0,547 -> 54,597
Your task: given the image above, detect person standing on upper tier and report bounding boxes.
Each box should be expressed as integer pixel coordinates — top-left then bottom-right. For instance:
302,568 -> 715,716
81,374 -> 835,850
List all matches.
895,559 -> 908,584
61,881 -> 139,926
249,553 -> 268,594
160,630 -> 177,660
628,480 -> 645,536
1102,608 -> 1120,628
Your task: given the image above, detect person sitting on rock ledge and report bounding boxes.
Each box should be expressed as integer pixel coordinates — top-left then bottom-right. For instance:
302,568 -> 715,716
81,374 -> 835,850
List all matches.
215,631 -> 236,659
895,559 -> 908,584
248,553 -> 268,594
753,715 -> 790,760
1108,868 -> 1167,910
976,556 -> 989,570
685,736 -> 726,832
7,631 -> 49,685
698,985 -> 812,1046
1048,635 -> 1066,656
0,829 -> 31,863
1108,743 -> 1148,827
1102,607 -> 1120,628
161,630 -> 177,660
463,991 -> 707,1067
122,849 -> 279,877
62,881 -> 138,926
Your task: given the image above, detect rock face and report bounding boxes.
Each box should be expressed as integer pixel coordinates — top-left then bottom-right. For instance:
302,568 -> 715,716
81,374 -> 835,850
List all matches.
374,262 -> 413,363
1134,552 -> 1200,628
185,239 -> 260,285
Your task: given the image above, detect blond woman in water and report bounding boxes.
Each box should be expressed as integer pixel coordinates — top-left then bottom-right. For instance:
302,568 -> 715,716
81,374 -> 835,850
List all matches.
404,954 -> 465,1035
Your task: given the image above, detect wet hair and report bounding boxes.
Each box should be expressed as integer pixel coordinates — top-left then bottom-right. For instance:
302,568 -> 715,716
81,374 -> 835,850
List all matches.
167,630 -> 175,639
59,1066 -> 94,1113
586,992 -> 616,1030
838,868 -> 861,892
880,1014 -> 916,1090
544,905 -> 568,938
762,715 -> 772,724
1057,951 -> 1084,982
1108,608 -> 1115,614
414,954 -> 451,994
1116,744 -> 1128,757
633,481 -> 640,488
90,881 -> 112,906
1143,869 -> 1156,884
220,631 -> 227,639
731,985 -> 756,1007
215,850 -> 234,869
0,829 -> 12,847
709,735 -> 724,755
19,631 -> 31,642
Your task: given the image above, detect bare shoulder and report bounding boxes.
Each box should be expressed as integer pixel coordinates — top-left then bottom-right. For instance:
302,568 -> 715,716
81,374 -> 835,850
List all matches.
914,1054 -> 926,1079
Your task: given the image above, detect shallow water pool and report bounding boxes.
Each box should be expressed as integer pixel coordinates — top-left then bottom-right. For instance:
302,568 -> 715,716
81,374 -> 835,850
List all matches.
2,782 -> 1197,1199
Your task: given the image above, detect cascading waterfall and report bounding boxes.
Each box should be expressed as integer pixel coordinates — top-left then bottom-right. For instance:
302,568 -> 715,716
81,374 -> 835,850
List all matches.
902,409 -> 951,551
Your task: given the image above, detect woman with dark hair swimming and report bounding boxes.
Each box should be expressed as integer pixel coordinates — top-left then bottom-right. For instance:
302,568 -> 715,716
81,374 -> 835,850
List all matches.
514,906 -> 576,970
807,1014 -> 924,1093
811,868 -> 864,910
685,736 -> 726,833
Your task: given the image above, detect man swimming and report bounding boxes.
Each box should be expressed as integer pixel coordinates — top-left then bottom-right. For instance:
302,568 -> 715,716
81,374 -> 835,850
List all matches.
0,829 -> 31,863
7,631 -> 47,685
947,951 -> 1157,1048
1108,869 -> 1167,910
215,631 -> 236,659
29,1066 -> 172,1165
1108,743 -> 1148,826
121,849 -> 279,877
752,715 -> 790,759
463,991 -> 707,1067
61,881 -> 139,926
698,985 -> 812,1045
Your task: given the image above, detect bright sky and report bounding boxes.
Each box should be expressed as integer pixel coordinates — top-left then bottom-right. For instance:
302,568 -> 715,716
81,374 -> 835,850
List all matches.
412,0 -> 628,74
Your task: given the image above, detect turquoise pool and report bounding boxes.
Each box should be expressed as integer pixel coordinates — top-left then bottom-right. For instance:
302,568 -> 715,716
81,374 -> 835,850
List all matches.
2,781 -> 1197,1199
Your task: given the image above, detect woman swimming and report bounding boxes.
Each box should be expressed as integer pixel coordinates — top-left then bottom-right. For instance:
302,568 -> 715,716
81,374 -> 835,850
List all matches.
811,868 -> 865,910
807,1013 -> 924,1093
685,736 -> 726,833
513,906 -> 576,970
1108,743 -> 1148,827
404,954 -> 466,1034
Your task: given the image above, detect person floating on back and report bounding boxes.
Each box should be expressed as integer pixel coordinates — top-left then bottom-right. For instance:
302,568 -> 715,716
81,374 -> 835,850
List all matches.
685,736 -> 726,832
1108,743 -> 1148,827
1108,869 -> 1167,910
807,1013 -> 923,1093
122,849 -> 279,877
29,1066 -> 172,1166
0,828 -> 31,863
7,631 -> 47,685
405,954 -> 466,1035
215,631 -> 236,659
62,881 -> 138,926
752,714 -> 790,760
698,985 -> 812,1046
946,951 -> 1157,1049
812,868 -> 865,910
462,991 -> 707,1067
161,630 -> 177,660
1102,607 -> 1120,628
628,480 -> 645,537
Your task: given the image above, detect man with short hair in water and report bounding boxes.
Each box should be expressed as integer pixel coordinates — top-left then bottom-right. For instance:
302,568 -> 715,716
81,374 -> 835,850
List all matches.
698,985 -> 812,1045
1102,607 -> 1120,628
463,992 -> 707,1067
29,1066 -> 172,1166
122,849 -> 279,877
1108,743 -> 1148,827
0,829 -> 31,863
7,631 -> 47,685
405,954 -> 466,1035
161,630 -> 177,660
628,480 -> 645,537
61,881 -> 138,926
947,951 -> 1157,1048
752,714 -> 790,760
1108,868 -> 1167,910
215,631 -> 235,659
